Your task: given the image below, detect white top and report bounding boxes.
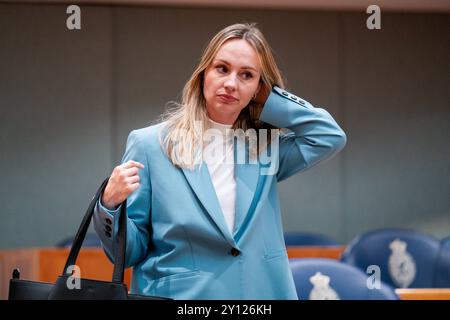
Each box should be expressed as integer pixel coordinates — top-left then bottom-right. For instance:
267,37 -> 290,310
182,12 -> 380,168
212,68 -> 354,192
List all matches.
203,117 -> 236,234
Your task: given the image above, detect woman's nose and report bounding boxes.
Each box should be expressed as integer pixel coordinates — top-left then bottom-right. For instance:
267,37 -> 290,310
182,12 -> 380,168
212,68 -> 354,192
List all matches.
224,74 -> 238,90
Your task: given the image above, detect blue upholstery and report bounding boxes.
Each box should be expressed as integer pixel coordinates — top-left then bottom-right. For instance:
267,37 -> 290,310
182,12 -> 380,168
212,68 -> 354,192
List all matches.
56,232 -> 102,248
341,228 -> 441,288
433,236 -> 450,287
284,232 -> 340,246
290,258 -> 399,300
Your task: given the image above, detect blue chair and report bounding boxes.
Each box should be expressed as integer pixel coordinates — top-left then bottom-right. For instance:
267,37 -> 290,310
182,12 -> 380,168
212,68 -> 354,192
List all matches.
341,228 -> 441,288
57,232 -> 102,248
289,258 -> 399,300
433,236 -> 450,287
284,232 -> 340,246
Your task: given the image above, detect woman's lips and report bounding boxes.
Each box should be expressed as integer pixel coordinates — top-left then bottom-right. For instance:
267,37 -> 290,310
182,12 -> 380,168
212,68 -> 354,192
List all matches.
218,94 -> 238,103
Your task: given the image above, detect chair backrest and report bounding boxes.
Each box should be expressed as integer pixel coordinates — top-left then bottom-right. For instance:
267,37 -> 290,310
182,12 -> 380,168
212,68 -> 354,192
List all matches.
284,232 -> 340,246
433,236 -> 450,287
289,258 -> 399,300
341,228 -> 441,288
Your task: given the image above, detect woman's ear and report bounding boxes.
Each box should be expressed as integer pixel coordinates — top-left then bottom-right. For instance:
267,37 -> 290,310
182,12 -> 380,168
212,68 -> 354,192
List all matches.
253,80 -> 271,105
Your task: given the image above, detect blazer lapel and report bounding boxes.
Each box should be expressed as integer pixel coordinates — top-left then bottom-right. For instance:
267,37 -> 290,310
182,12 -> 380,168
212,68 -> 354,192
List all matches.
234,163 -> 260,236
181,164 -> 235,245
233,137 -> 261,238
180,137 -> 262,244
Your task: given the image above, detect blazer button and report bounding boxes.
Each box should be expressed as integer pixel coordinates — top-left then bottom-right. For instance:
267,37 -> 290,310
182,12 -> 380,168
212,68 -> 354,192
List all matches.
230,248 -> 240,257
282,91 -> 288,96
105,225 -> 112,232
105,218 -> 112,225
105,231 -> 112,238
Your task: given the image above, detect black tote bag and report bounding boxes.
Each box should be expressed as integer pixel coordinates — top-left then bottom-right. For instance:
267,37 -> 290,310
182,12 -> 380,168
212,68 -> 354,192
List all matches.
8,177 -> 170,300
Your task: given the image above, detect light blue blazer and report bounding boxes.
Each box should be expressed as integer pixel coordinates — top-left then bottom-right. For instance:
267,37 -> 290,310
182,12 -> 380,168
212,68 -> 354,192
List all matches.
94,86 -> 346,299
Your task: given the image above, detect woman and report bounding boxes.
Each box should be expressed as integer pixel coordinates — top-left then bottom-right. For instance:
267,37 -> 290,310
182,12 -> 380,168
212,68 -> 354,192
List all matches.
94,23 -> 346,299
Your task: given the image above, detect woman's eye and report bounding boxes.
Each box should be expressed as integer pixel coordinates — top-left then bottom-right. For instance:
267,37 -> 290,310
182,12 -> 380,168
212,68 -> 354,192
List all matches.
216,65 -> 227,73
215,65 -> 253,80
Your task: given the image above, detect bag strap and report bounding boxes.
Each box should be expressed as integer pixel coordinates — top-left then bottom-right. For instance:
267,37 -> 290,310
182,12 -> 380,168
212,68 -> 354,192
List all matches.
63,177 -> 126,284
112,198 -> 126,283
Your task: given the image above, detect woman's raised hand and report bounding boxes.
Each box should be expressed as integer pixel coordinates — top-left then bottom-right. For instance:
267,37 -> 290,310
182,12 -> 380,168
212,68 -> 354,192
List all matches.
101,160 -> 145,210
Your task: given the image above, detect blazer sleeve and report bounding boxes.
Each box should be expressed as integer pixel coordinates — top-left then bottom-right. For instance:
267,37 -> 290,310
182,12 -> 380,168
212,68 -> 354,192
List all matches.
93,130 -> 151,268
259,86 -> 347,182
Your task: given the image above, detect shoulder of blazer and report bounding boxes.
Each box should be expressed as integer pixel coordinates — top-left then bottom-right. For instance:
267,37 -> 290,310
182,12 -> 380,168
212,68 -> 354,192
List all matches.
129,121 -> 167,149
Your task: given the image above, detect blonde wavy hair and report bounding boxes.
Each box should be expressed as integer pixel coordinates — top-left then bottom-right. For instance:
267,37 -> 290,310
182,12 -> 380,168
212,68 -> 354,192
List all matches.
158,22 -> 285,170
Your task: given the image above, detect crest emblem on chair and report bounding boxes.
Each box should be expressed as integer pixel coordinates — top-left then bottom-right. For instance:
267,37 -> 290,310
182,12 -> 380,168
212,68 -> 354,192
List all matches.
388,239 -> 416,288
309,272 -> 340,300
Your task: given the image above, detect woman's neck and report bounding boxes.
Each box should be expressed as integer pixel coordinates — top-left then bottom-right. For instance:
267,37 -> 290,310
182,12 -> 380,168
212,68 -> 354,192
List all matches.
207,116 -> 233,135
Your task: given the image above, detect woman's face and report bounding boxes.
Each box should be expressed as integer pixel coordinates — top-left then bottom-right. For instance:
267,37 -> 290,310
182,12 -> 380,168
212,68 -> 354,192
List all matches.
203,39 -> 262,125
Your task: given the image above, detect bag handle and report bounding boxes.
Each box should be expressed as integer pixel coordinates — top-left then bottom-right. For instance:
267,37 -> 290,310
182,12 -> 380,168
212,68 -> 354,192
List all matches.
62,177 -> 126,284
